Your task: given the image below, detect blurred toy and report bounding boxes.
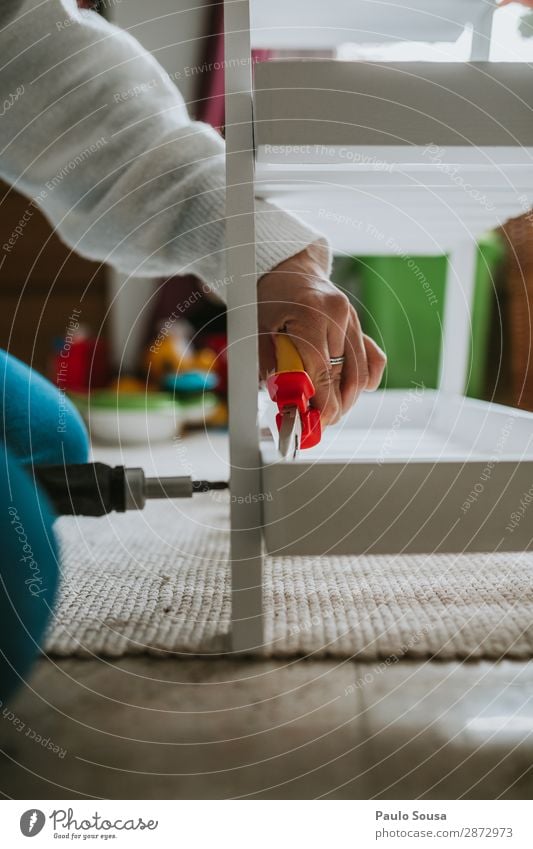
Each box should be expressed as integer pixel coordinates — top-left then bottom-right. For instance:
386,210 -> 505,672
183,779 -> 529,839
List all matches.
51,324 -> 108,392
162,370 -> 218,395
143,320 -> 229,429
162,369 -> 223,427
145,323 -> 227,388
73,390 -> 181,446
108,375 -> 147,394
144,321 -> 194,384
201,332 -> 228,396
206,399 -> 228,428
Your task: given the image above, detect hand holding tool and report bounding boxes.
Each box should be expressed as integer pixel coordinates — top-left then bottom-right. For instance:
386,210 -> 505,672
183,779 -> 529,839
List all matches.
266,334 -> 321,460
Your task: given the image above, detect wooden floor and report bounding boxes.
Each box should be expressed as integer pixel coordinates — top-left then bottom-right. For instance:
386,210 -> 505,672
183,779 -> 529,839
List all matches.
1,657 -> 532,799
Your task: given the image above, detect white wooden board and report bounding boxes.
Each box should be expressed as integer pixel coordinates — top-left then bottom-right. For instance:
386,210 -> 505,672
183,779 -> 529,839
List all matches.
261,391 -> 533,555
252,60 -> 533,252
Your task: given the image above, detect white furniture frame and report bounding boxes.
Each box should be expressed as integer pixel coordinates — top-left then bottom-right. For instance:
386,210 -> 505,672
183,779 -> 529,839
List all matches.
224,0 -> 533,652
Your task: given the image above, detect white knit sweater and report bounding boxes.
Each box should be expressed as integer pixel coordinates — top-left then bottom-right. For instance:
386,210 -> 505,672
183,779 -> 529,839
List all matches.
0,0 -> 329,297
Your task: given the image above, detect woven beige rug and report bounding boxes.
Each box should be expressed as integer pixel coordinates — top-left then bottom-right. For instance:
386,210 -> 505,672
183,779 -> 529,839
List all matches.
45,492 -> 533,659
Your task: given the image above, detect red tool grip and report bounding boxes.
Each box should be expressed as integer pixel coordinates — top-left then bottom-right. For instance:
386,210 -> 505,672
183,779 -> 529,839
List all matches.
267,371 -> 322,449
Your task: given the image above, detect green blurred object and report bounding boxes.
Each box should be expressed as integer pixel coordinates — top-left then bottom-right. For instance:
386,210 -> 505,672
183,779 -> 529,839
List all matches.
519,11 -> 533,38
334,233 -> 504,396
71,391 -> 177,412
356,254 -> 446,390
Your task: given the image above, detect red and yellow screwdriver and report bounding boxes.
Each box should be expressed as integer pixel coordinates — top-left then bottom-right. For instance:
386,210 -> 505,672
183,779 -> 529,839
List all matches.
266,334 -> 321,460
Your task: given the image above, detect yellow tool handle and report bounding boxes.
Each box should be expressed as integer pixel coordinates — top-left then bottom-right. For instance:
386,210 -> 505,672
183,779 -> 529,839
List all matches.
273,334 -> 304,373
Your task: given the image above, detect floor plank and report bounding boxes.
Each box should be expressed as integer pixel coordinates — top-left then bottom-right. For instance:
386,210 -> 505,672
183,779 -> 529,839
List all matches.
353,659 -> 533,799
0,656 -> 367,799
3,657 -> 532,799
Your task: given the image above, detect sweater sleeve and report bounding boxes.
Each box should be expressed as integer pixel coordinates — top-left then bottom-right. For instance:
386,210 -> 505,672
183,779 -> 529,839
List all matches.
0,0 -> 331,298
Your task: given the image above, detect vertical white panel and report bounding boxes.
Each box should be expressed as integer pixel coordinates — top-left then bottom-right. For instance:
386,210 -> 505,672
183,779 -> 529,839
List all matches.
438,240 -> 478,396
224,0 -> 264,652
469,1 -> 495,62
107,273 -> 154,372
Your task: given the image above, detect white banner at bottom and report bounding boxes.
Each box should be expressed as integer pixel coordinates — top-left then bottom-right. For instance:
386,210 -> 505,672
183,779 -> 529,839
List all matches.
1,799 -> 531,848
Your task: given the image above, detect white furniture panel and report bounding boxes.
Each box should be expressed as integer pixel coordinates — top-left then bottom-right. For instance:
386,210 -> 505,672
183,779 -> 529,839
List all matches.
252,188 -> 518,255
253,60 -> 533,252
225,0 -> 264,651
254,60 -> 533,150
261,391 -> 533,555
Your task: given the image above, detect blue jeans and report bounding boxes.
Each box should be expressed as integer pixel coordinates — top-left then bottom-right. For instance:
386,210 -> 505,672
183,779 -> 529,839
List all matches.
0,350 -> 89,702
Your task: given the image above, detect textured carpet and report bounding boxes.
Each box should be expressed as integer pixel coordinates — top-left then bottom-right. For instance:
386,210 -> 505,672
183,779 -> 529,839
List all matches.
45,493 -> 533,659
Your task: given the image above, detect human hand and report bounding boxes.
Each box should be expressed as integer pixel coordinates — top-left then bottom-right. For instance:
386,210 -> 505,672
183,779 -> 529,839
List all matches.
498,0 -> 533,6
257,245 -> 386,426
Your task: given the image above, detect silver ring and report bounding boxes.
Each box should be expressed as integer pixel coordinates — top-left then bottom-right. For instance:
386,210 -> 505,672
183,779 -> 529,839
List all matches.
329,355 -> 345,366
